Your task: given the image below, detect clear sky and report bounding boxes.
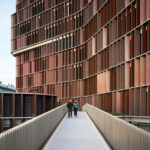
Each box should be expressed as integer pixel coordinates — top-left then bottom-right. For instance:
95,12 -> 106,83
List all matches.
0,1 -> 16,85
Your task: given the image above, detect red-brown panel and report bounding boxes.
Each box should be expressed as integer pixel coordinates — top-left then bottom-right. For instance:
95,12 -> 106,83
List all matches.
140,87 -> 147,116
134,88 -> 140,116
31,95 -> 36,116
129,89 -> 134,115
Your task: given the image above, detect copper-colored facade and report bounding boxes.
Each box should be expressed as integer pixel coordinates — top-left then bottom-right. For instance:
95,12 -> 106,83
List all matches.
0,92 -> 57,133
11,0 -> 150,116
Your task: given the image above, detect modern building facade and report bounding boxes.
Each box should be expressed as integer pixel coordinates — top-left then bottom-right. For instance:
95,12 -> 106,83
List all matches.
11,0 -> 150,116
0,92 -> 57,133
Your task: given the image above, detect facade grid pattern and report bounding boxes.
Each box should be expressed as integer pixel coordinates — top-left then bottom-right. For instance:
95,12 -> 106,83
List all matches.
0,92 -> 57,133
11,0 -> 150,116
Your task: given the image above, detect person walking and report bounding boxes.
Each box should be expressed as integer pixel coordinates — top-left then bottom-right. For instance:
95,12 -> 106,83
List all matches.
67,99 -> 73,118
73,101 -> 79,117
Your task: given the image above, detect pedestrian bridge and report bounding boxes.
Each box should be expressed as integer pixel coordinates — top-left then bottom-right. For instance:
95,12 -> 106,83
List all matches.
43,112 -> 110,150
0,104 -> 150,150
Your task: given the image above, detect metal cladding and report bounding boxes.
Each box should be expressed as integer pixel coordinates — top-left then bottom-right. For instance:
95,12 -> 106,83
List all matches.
0,92 -> 57,133
11,0 -> 150,116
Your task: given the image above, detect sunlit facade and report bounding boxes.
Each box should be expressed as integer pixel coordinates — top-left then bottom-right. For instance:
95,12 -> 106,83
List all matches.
11,0 -> 150,116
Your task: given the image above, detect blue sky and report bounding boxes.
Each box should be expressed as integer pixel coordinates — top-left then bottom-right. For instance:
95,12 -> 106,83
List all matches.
0,1 -> 16,85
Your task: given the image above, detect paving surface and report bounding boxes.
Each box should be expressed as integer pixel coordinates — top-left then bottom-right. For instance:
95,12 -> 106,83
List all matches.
43,112 -> 110,150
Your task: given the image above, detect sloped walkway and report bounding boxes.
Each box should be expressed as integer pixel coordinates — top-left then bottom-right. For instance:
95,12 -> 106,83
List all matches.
43,112 -> 111,150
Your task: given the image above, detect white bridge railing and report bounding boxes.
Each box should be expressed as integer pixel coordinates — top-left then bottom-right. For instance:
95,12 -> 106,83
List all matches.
82,103 -> 150,150
0,104 -> 67,150
1,103 -> 150,150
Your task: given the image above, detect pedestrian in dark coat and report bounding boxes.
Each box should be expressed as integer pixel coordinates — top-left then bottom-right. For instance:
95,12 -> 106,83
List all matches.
67,99 -> 73,118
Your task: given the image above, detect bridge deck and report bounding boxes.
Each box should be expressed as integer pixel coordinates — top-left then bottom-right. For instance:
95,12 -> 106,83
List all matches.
43,112 -> 111,150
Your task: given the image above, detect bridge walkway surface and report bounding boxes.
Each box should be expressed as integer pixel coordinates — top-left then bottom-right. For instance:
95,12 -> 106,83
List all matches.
43,112 -> 111,150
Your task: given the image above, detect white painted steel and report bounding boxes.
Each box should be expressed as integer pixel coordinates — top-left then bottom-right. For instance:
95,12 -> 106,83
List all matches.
43,112 -> 111,150
0,104 -> 67,150
82,104 -> 150,150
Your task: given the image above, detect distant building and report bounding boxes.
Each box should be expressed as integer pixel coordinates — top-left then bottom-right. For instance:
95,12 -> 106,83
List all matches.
0,92 -> 57,133
11,0 -> 150,116
0,82 -> 15,92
